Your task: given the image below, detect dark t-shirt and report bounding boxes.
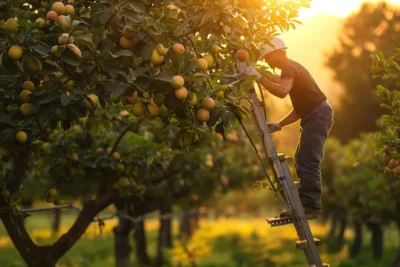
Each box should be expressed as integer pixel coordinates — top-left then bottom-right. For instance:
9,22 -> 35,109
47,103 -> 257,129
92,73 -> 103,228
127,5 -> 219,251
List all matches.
281,59 -> 327,117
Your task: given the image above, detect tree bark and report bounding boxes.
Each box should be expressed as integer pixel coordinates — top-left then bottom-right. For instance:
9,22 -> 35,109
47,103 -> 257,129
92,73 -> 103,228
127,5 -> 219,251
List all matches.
191,208 -> 199,231
133,219 -> 150,265
156,197 -> 173,266
350,220 -> 363,257
393,219 -> 400,267
329,212 -> 338,237
131,199 -> 150,266
113,199 -> 134,267
52,209 -> 61,234
338,215 -> 347,242
180,213 -> 193,239
1,186 -> 116,267
114,216 -> 133,267
367,222 -> 384,259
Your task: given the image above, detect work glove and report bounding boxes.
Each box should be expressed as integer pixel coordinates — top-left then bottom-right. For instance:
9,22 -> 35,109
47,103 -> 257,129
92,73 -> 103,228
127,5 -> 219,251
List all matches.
244,67 -> 262,82
267,122 -> 282,133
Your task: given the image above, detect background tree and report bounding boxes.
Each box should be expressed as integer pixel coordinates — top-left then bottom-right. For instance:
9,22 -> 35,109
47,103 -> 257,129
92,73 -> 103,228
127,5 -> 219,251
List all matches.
371,48 -> 400,266
326,2 -> 400,143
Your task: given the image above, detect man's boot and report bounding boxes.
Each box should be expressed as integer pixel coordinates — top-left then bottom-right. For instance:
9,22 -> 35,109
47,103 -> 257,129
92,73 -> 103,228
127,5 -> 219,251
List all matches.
279,206 -> 321,218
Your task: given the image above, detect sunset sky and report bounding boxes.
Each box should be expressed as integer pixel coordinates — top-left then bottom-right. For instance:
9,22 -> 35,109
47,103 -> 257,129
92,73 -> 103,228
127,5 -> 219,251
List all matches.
298,0 -> 400,18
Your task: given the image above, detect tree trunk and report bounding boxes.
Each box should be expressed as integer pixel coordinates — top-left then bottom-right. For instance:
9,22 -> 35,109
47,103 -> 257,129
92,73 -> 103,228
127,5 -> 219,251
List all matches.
393,219 -> 400,267
180,213 -> 192,239
329,213 -> 338,237
133,219 -> 150,265
350,220 -> 363,257
367,222 -> 384,259
1,186 -> 116,267
114,216 -> 133,267
131,198 -> 150,266
113,198 -> 134,267
338,215 -> 347,242
191,208 -> 199,231
52,209 -> 61,234
156,197 -> 173,266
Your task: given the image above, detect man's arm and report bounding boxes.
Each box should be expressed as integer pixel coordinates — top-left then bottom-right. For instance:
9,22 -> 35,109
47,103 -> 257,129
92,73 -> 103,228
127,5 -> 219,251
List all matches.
258,76 -> 293,98
279,109 -> 301,127
264,72 -> 281,83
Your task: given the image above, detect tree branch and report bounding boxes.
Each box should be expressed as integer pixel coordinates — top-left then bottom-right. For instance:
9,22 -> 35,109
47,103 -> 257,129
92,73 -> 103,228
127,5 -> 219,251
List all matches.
9,150 -> 30,194
51,187 -> 116,260
0,199 -> 38,265
178,5 -> 209,38
109,119 -> 143,156
188,38 -> 216,91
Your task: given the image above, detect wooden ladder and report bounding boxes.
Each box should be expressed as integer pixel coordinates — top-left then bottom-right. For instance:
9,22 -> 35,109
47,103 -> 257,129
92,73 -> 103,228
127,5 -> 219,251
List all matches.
248,82 -> 329,267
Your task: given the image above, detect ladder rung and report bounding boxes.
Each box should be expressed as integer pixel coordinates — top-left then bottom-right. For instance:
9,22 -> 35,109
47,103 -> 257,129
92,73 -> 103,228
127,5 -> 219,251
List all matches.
277,153 -> 285,160
269,154 -> 293,163
296,238 -> 324,249
279,181 -> 300,190
266,213 -> 319,227
266,217 -> 294,227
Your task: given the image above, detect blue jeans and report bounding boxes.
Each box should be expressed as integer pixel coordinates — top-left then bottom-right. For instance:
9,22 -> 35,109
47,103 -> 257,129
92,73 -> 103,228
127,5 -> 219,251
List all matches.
295,101 -> 334,210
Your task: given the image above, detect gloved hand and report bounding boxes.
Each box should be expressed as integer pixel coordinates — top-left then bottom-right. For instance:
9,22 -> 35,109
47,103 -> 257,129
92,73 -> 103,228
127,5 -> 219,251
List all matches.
267,122 -> 282,133
244,67 -> 262,81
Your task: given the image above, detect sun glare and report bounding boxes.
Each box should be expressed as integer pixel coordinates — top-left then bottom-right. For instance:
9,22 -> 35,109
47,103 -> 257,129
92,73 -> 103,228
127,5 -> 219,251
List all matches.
298,0 -> 400,19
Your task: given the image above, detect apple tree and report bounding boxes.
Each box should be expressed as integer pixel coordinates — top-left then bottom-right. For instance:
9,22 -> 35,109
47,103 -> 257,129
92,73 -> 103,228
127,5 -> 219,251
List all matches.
371,49 -> 400,264
0,0 -> 310,266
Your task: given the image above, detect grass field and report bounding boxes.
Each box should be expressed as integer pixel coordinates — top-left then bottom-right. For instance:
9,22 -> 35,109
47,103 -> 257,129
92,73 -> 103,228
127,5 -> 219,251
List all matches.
0,210 -> 399,267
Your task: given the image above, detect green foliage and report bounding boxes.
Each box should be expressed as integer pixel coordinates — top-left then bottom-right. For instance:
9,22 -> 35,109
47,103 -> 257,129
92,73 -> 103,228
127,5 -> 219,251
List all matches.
321,42 -> 400,225
326,2 -> 400,142
0,0 -> 308,202
0,0 -> 310,265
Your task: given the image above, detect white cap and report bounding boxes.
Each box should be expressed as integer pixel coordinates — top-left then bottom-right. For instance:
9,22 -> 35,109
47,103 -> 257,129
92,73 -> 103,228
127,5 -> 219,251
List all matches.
258,37 -> 288,60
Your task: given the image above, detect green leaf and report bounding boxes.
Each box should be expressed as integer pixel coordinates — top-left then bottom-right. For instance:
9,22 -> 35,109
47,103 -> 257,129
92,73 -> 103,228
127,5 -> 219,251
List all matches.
134,77 -> 152,92
67,103 -> 87,119
0,128 -> 15,144
120,11 -> 142,23
105,82 -> 127,97
103,64 -> 119,78
30,44 -> 51,57
171,54 -> 184,73
56,107 -> 67,120
110,50 -> 134,58
85,119 -> 101,135
1,51 -> 20,73
134,67 -> 148,77
193,73 -> 209,78
0,115 -> 16,127
61,50 -> 81,66
60,94 -> 78,106
74,36 -> 95,50
154,74 -> 173,83
207,108 -> 222,127
127,68 -> 136,83
38,91 -> 62,105
182,61 -> 198,74
141,44 -> 156,61
129,2 -> 146,13
98,10 -> 112,24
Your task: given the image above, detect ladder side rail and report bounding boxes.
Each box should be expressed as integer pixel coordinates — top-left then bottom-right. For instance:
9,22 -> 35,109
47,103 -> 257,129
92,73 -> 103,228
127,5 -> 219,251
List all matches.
281,158 -> 319,266
248,86 -> 297,216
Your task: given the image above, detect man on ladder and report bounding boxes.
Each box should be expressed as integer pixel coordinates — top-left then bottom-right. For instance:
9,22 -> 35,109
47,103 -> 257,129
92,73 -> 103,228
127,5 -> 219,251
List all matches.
244,37 -> 334,218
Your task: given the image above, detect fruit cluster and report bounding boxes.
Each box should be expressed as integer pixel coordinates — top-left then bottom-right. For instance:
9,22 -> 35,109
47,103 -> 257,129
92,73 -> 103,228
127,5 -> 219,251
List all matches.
383,145 -> 400,175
